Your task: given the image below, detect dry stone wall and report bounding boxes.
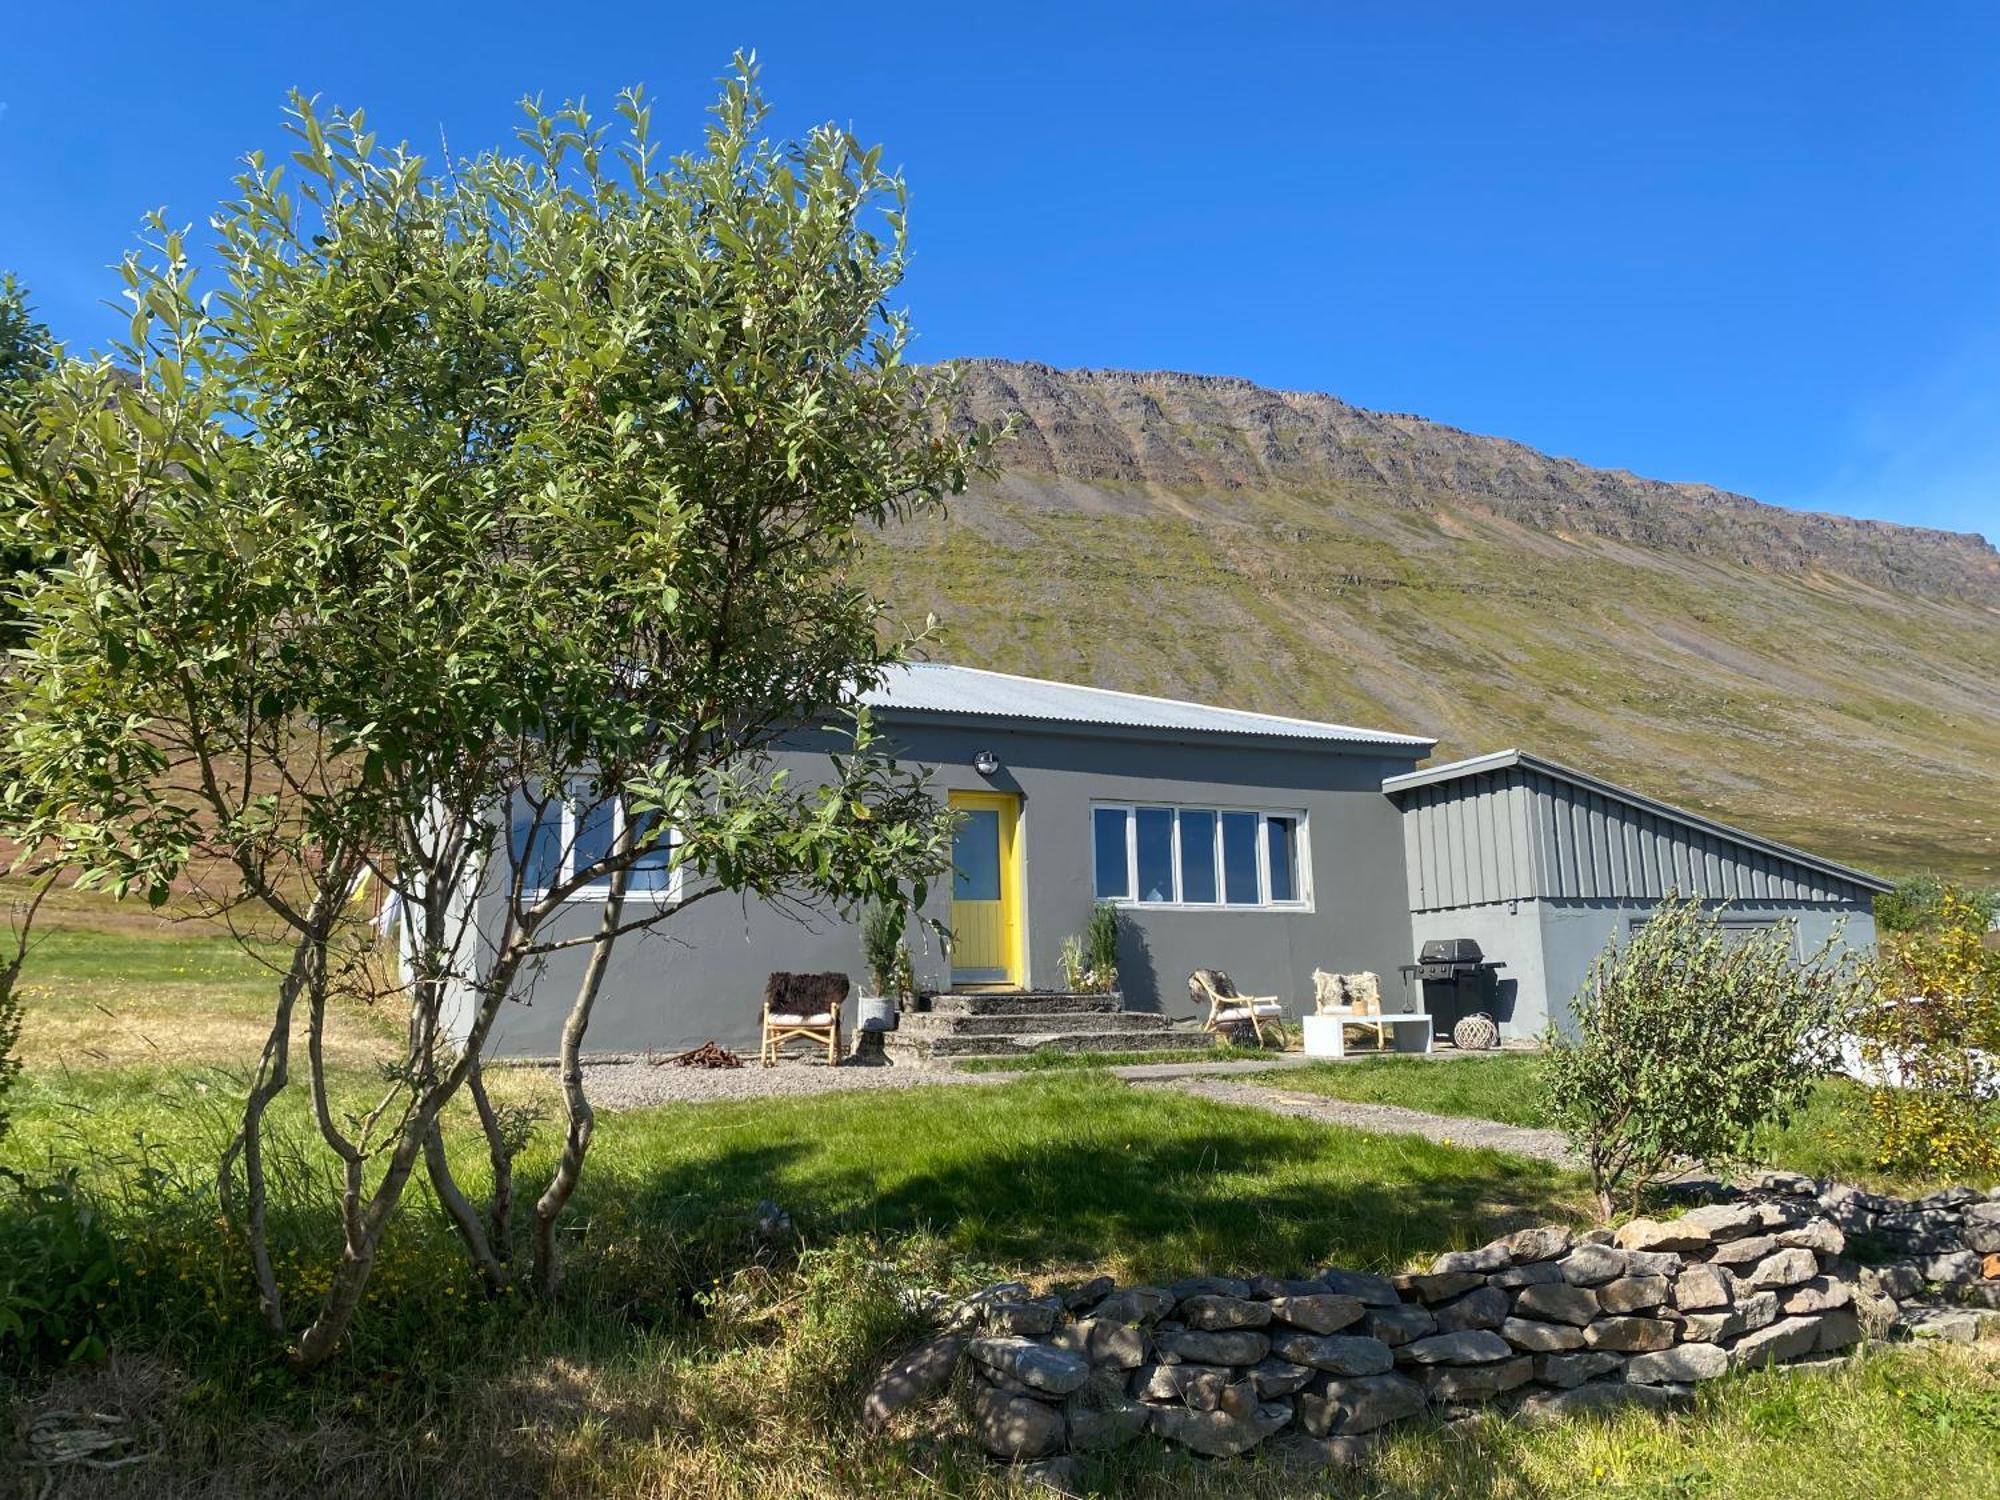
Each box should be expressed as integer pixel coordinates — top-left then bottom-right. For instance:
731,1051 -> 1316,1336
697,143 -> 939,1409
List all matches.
863,1174 -> 2000,1475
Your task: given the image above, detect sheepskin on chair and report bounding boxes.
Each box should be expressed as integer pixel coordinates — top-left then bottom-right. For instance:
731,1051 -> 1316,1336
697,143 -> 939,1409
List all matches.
763,972 -> 851,1020
1311,969 -> 1382,1016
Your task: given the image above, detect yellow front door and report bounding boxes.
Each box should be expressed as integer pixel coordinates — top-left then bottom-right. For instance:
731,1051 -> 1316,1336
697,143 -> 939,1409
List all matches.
949,790 -> 1022,987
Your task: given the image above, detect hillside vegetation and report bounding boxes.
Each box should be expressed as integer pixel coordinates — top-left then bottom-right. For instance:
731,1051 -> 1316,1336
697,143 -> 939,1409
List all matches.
865,361 -> 2000,883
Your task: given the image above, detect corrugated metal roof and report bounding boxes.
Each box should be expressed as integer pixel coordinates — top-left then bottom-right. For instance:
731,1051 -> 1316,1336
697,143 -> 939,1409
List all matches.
861,663 -> 1435,750
1383,749 -> 1892,895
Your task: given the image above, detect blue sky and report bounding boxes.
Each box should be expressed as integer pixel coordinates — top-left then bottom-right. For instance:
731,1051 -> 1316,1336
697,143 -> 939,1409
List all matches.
4,3 -> 1996,541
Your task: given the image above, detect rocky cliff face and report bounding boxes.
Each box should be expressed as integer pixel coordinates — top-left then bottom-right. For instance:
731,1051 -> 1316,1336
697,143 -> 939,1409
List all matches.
950,361 -> 2000,606
867,362 -> 2000,883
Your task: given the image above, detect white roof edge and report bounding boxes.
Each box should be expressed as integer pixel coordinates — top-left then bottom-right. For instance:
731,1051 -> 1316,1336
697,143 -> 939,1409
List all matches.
864,662 -> 1436,749
1381,748 -> 1530,791
1382,748 -> 1893,894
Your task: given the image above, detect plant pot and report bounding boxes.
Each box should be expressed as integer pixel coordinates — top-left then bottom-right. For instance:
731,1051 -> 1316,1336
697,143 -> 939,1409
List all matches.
857,995 -> 900,1033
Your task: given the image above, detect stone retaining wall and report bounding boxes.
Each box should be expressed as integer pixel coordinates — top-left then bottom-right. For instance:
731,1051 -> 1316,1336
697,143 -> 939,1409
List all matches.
863,1174 -> 2000,1475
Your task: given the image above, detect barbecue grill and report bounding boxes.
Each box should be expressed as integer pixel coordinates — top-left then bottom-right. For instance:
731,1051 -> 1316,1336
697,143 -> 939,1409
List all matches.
1399,938 -> 1506,1042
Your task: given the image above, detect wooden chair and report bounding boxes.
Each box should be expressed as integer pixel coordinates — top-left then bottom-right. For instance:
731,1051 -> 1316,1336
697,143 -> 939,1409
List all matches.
1189,968 -> 1284,1046
761,972 -> 849,1066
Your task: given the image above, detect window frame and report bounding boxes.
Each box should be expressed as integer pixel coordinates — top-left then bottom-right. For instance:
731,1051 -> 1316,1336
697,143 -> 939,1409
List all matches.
515,783 -> 683,905
1090,800 -> 1312,912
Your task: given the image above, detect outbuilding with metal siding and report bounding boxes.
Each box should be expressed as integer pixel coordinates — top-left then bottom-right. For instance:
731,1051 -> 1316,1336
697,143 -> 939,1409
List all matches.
1383,749 -> 1890,1038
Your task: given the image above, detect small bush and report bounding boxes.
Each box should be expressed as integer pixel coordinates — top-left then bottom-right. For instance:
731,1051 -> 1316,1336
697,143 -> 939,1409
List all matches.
0,1171 -> 120,1370
1056,904 -> 1123,994
1085,902 -> 1121,986
1859,885 -> 2000,1180
1540,895 -> 1866,1218
1875,874 -> 1998,936
859,900 -> 907,998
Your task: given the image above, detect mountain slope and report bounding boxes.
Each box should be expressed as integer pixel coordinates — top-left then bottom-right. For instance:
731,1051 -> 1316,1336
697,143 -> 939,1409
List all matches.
862,361 -> 2000,884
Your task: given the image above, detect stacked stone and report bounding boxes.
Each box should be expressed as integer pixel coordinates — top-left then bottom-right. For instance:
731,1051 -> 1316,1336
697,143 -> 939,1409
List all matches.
1782,1173 -> 2000,1340
863,1183 -> 1999,1472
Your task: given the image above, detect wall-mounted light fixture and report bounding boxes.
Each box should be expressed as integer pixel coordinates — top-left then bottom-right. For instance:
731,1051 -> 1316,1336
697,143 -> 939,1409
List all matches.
973,750 -> 1000,777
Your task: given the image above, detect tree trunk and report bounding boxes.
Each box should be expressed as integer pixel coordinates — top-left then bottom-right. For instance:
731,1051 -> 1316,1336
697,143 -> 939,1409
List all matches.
466,1055 -> 515,1256
423,1047 -> 518,1289
285,946 -> 525,1370
530,862 -> 629,1298
423,1117 -> 513,1290
217,867 -> 346,1341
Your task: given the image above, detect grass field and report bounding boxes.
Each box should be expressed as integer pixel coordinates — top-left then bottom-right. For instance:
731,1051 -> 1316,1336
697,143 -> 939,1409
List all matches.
3,898 -> 1997,1497
1255,1053 -> 1985,1197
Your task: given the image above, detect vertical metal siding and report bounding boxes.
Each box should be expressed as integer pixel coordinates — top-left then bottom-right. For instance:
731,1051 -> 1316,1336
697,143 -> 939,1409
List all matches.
1400,764 -> 1874,913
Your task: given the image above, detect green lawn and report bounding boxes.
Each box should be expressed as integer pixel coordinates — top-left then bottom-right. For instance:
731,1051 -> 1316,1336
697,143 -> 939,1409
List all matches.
1258,1053 -> 1552,1127
4,1063 -> 1586,1291
1256,1053 -> 1974,1196
4,903 -> 1997,1498
6,896 -> 402,1072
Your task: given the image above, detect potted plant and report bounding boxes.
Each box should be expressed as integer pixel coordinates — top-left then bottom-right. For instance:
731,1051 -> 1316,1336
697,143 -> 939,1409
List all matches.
1084,902 -> 1122,995
858,900 -> 907,1032
1059,903 -> 1123,996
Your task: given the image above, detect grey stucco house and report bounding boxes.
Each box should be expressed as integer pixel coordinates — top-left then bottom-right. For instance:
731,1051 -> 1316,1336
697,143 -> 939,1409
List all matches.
467,664 -> 1887,1057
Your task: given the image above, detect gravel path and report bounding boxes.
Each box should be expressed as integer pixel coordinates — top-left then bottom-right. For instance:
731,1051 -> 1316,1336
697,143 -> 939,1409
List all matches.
1137,1075 -> 1577,1164
548,1052 -> 1321,1110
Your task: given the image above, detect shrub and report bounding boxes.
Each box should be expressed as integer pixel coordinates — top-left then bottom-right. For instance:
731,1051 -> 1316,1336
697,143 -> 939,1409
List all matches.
1876,874 -> 1999,937
0,1171 -> 120,1370
1057,905 -> 1122,994
1858,885 -> 2000,1180
1085,902 -> 1122,990
860,901 -> 908,998
1540,895 -> 1865,1219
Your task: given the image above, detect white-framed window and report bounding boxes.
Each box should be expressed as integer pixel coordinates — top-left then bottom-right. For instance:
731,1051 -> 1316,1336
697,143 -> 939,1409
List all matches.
509,783 -> 679,902
1090,802 -> 1309,911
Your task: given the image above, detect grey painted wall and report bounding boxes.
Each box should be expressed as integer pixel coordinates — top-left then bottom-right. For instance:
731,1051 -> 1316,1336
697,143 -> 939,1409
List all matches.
1410,899 -> 1878,1042
470,717 -> 1426,1057
1537,900 -> 1877,1037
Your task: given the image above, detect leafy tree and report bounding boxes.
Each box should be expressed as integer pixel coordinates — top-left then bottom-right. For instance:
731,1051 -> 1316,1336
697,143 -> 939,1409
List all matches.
0,873 -> 58,1172
1540,895 -> 1866,1218
1875,874 -> 1998,937
0,274 -> 57,649
0,60 -> 986,1364
1859,885 -> 2000,1180
0,275 -> 59,1151
0,275 -> 54,398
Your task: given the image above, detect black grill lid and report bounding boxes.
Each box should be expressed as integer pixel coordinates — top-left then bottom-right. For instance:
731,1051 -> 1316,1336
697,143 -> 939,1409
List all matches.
1419,937 -> 1486,965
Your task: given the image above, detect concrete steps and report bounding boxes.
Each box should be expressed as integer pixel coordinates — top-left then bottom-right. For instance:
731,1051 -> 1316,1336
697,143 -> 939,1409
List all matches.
896,1010 -> 1171,1039
884,991 -> 1211,1066
927,991 -> 1124,1017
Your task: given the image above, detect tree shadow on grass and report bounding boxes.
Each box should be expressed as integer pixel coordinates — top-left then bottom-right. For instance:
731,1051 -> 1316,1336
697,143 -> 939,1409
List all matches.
588,1077 -> 1586,1283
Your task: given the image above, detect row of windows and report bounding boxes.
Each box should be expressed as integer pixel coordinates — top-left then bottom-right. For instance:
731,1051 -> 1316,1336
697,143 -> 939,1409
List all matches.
509,791 -> 1307,911
1091,804 -> 1306,909
510,790 -> 677,898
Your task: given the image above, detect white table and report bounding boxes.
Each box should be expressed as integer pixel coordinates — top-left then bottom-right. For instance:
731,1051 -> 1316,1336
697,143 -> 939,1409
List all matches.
1302,1012 -> 1434,1059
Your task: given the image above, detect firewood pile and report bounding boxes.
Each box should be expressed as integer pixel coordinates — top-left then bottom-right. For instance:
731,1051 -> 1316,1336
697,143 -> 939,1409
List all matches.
661,1040 -> 744,1069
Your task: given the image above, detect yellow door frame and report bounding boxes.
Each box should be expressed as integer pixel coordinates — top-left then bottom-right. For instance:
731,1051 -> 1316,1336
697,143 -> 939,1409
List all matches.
947,789 -> 1025,988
